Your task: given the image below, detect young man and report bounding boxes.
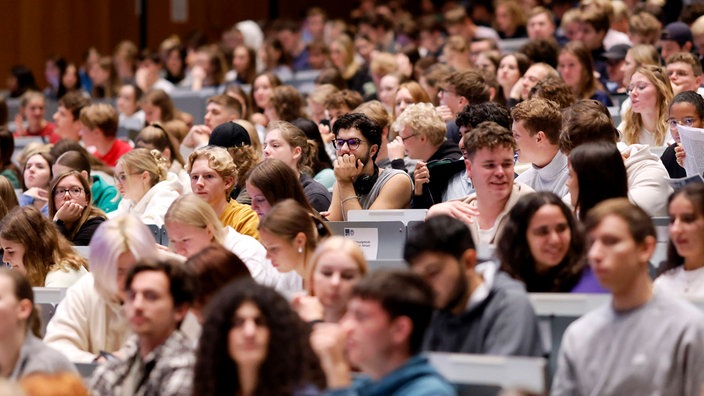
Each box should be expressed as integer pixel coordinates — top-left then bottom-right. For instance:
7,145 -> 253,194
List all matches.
437,70 -> 492,144
404,215 -> 543,356
666,52 -> 704,96
512,98 -> 569,198
527,7 -> 557,41
310,270 -> 456,395
327,113 -> 412,221
660,21 -> 694,64
116,83 -> 145,135
428,121 -> 534,246
576,8 -> 610,82
391,103 -> 462,208
552,199 -> 704,395
53,91 -> 91,142
79,103 -> 132,167
90,259 -> 196,396
183,94 -> 243,149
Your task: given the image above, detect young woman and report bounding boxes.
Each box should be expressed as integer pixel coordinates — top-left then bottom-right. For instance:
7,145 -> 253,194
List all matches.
141,89 -> 178,124
0,128 -> 21,188
228,45 -> 257,86
661,90 -> 704,178
164,194 -> 275,286
307,236 -> 368,322
0,269 -> 76,380
13,91 -> 57,142
558,41 -> 612,106
194,279 -> 324,396
330,34 -> 373,96
393,81 -> 432,120
619,65 -> 674,147
43,216 -> 160,363
246,159 -> 318,219
57,62 -> 84,99
0,206 -> 87,287
263,122 -> 331,213
378,73 -> 405,115
19,150 -> 53,215
0,175 -> 19,217
567,141 -> 628,221
654,184 -> 704,298
258,199 -> 330,293
48,171 -> 106,246
111,148 -> 182,227
89,56 -> 120,99
52,148 -> 120,214
498,192 -> 606,293
250,72 -> 282,128
260,38 -> 293,82
134,123 -> 190,191
496,53 -> 530,107
494,0 -> 527,39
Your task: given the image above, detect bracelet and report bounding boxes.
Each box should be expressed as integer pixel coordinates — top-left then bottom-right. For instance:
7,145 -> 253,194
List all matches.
341,195 -> 358,205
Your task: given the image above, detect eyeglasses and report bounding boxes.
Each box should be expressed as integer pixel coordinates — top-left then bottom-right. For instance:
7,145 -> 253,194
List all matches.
333,138 -> 365,150
626,82 -> 652,96
53,186 -> 84,197
400,134 -> 418,142
667,117 -> 698,129
114,172 -> 141,185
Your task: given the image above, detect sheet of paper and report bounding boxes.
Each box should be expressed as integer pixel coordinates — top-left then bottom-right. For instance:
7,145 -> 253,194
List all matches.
342,227 -> 379,260
677,125 -> 704,176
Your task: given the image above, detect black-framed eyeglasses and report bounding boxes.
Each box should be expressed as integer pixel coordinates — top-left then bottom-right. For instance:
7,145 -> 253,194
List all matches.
53,186 -> 84,197
333,138 -> 365,150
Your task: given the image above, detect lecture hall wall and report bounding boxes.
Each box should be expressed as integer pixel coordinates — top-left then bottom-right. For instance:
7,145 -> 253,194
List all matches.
0,0 -> 351,89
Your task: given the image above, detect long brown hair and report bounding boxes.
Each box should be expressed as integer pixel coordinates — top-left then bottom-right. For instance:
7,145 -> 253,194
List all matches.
48,171 -> 107,240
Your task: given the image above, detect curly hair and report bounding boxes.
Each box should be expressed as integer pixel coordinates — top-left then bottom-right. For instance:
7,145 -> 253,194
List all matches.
187,146 -> 239,196
462,121 -> 516,161
497,192 -> 587,292
117,148 -> 169,187
193,279 -> 324,396
269,86 -> 306,122
391,102 -> 446,146
455,102 -> 511,130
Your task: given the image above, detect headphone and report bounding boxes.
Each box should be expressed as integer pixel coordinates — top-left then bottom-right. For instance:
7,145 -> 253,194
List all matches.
353,164 -> 379,196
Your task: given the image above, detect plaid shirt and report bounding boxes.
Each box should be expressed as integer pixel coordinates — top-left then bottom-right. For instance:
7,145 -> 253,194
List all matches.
89,330 -> 195,396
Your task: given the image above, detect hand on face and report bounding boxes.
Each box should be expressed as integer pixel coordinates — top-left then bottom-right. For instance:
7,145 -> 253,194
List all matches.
334,154 -> 363,183
387,136 -> 407,160
54,201 -> 84,223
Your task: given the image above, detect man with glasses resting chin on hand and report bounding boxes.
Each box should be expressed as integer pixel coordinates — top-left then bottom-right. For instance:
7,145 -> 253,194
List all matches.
326,113 -> 413,221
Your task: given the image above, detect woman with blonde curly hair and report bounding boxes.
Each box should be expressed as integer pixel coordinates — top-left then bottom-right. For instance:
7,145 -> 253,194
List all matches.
618,65 -> 674,147
111,148 -> 183,226
0,206 -> 87,287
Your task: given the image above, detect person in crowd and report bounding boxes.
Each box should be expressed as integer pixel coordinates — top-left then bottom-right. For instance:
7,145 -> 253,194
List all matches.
437,70 -> 492,143
310,270 -> 456,395
654,184 -> 704,298
327,113 -> 413,221
619,65 -> 674,147
560,99 -> 672,217
0,128 -> 21,188
393,81 -> 432,121
134,123 -> 189,190
552,198 -> 704,395
260,38 -> 294,82
160,39 -> 186,85
57,62 -> 84,100
498,192 -> 606,293
0,175 -> 19,216
164,194 -> 275,285
354,100 -> 413,177
263,121 -> 331,213
512,98 -> 569,197
264,85 -> 307,123
48,170 -> 106,245
186,144 -> 260,239
250,72 -> 282,128
43,216 -> 160,362
89,56 -> 119,99
574,8 -> 610,82
13,91 -> 57,143
186,245 -> 251,323
116,83 -> 145,135
188,45 -> 227,92
52,147 -> 120,213
258,199 -> 330,293
194,279 -> 324,396
135,50 -> 175,94
444,5 -> 500,43
494,0 -> 527,39
628,11 -> 661,46
602,44 -> 630,94
391,103 -> 462,209
618,44 -> 660,118
111,148 -> 182,227
661,91 -> 704,179
404,215 -> 543,355
0,269 -> 77,380
19,149 -> 53,215
568,141 -> 629,221
428,121 -> 533,246
526,7 -> 557,41
329,34 -> 374,98
183,94 -> 243,150
52,91 -> 91,142
377,73 -> 406,114
0,206 -> 87,287
290,117 -> 335,189
6,65 -> 38,99
90,259 -> 196,396
665,52 -> 704,96
496,53 -> 530,107
528,76 -> 577,110
294,236 -> 368,324
245,158 -> 318,218
508,62 -> 559,106
558,41 -> 613,106
79,103 -> 132,167
660,21 -> 695,63
141,89 -> 179,125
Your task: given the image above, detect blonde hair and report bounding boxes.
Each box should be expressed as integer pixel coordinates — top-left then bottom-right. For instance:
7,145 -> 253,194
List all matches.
186,146 -> 238,195
307,236 -> 368,297
628,44 -> 661,68
309,84 -> 339,106
79,103 -> 119,137
370,52 -> 398,78
165,194 -> 225,244
117,148 -> 169,187
392,102 -> 446,146
268,121 -> 318,175
622,65 -> 673,146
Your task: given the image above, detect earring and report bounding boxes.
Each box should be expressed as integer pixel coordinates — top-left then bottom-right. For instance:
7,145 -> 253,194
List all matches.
298,246 -> 303,254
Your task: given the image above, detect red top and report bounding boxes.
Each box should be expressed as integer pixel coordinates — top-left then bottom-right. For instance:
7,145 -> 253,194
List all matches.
95,139 -> 133,167
14,122 -> 59,143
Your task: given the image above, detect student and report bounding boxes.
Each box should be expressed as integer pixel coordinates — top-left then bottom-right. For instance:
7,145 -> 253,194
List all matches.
654,184 -> 704,298
661,91 -> 704,178
183,94 -> 243,149
327,113 -> 413,221
79,103 -> 132,167
552,198 -> 704,395
52,92 -> 92,142
48,170 -> 107,245
0,269 -> 76,380
404,215 -> 543,355
134,123 -> 190,191
116,83 -> 145,134
310,270 -> 456,395
246,158 -> 319,218
0,128 -> 21,188
436,70 -> 491,144
512,98 -> 569,198
660,22 -> 695,64
13,91 -> 57,143
665,52 -> 704,96
558,41 -> 613,106
52,148 -> 121,214
207,121 -> 261,205
19,149 -> 53,215
90,259 -> 196,396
